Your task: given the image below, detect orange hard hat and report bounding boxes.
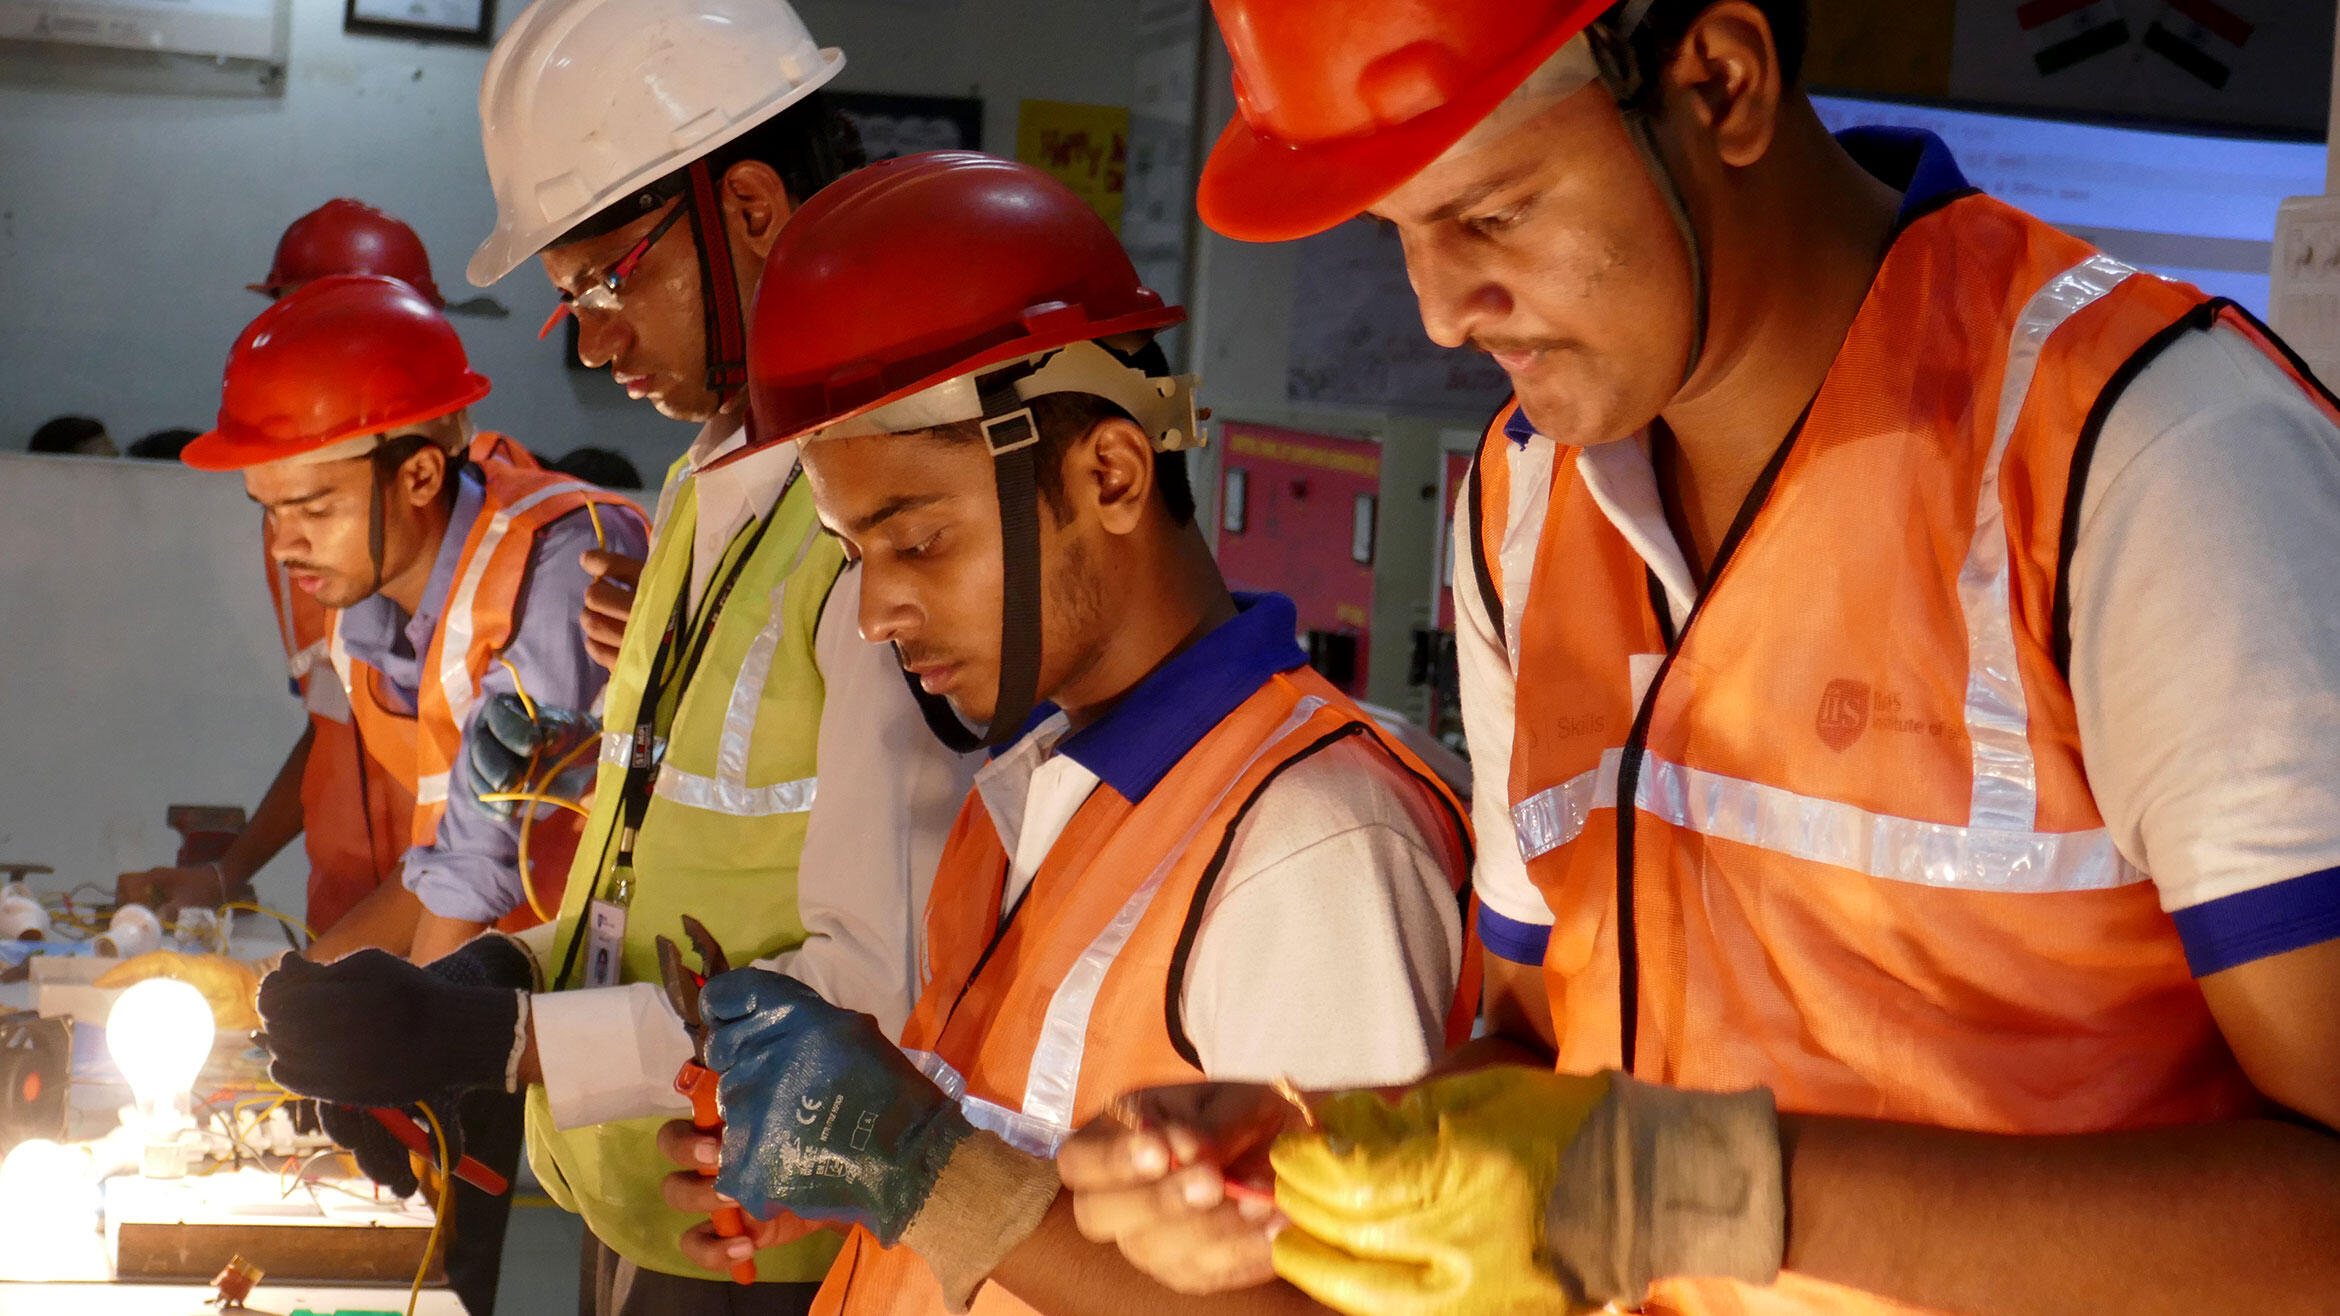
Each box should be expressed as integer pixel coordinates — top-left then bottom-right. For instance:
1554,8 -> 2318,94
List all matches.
185,274 -> 489,472
746,151 -> 1183,447
251,199 -> 445,306
1197,0 -> 1614,242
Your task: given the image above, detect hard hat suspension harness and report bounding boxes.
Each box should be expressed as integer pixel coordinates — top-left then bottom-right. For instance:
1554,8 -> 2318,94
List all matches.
899,362 -> 1051,755
1590,0 -> 1709,389
681,158 -> 754,404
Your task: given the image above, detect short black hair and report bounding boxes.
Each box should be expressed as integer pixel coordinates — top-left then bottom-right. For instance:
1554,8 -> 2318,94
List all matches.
29,415 -> 107,454
372,433 -> 467,509
551,92 -> 868,249
702,91 -> 867,213
127,428 -> 201,460
1630,0 -> 1808,88
549,445 -> 644,490
925,340 -> 1195,529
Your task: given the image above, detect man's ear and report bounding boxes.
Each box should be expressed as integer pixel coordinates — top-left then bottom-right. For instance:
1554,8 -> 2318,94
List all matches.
1076,417 -> 1158,536
721,160 -> 795,261
1661,0 -> 1783,170
398,444 -> 450,510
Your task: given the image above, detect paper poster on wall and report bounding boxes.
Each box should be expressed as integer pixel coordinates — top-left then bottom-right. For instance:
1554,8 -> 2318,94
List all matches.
831,92 -> 985,163
0,0 -> 280,61
1285,217 -> 1510,417
1948,0 -> 2327,133
1016,100 -> 1130,233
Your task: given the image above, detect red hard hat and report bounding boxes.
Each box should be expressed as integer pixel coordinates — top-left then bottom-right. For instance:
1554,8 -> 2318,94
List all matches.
251,199 -> 445,306
1198,0 -> 1612,242
748,152 -> 1182,445
185,275 -> 490,472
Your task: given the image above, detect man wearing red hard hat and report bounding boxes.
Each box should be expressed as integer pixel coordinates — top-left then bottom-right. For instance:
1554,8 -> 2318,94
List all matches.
120,198 -> 484,949
638,151 -> 1480,1316
1061,1 -> 2340,1313
185,274 -> 645,964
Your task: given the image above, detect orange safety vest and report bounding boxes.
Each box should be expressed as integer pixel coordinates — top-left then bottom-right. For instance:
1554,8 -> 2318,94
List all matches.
264,547 -> 413,935
1469,194 -> 2311,1315
326,447 -> 640,932
813,664 -> 1482,1316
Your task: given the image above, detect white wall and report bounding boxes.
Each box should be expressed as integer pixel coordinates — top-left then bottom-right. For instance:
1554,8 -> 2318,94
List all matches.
0,0 -> 1141,478
0,453 -> 312,911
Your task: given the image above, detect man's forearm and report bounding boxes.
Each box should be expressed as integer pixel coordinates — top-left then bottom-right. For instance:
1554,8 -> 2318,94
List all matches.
221,724 -> 317,888
1780,1113 -> 2340,1315
305,880 -> 421,963
991,1193 -> 1330,1316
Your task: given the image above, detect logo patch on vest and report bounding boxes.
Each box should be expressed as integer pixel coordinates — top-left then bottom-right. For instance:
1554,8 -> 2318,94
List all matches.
1816,679 -> 1870,752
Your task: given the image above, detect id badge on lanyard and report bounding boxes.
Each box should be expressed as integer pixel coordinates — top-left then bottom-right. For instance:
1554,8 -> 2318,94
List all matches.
583,898 -> 627,988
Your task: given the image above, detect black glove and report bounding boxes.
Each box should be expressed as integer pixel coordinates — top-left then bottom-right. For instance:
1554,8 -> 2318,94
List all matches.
319,1101 -> 427,1199
465,692 -> 599,819
259,936 -> 532,1108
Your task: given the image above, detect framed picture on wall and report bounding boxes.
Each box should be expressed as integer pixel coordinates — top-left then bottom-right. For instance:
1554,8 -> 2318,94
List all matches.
829,91 -> 985,162
344,0 -> 492,44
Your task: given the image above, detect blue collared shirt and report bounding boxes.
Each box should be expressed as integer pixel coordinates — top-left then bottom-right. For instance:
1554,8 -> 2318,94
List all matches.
1037,590 -> 1309,803
338,467 -> 649,922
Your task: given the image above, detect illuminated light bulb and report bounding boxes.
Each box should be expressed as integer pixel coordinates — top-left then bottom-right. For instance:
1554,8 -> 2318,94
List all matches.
106,977 -> 215,1158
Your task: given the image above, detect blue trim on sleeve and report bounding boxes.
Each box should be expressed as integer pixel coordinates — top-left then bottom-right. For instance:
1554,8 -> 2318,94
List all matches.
2172,865 -> 2340,976
1477,904 -> 1552,966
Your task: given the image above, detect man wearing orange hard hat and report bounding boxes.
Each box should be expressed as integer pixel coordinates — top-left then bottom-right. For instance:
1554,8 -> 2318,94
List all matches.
120,199 -> 536,952
1059,2 -> 2340,1313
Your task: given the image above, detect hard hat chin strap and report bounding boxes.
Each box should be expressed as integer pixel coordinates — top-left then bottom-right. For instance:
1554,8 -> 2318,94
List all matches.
1590,11 -> 1708,392
897,362 -> 1051,756
683,157 -> 752,405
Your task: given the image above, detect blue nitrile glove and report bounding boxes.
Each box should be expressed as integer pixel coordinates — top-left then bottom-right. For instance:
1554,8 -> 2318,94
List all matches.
702,969 -> 973,1246
465,692 -> 599,819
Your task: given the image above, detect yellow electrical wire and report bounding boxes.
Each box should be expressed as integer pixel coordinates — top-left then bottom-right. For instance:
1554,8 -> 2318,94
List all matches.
411,1101 -> 453,1316
495,658 -> 541,724
586,499 -> 607,551
473,790 -> 591,818
486,649 -> 602,921
221,900 -> 315,944
490,732 -> 603,921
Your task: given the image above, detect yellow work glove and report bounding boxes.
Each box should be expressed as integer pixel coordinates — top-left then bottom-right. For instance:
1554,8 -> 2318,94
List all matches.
98,950 -> 263,1032
1270,1067 -> 1611,1316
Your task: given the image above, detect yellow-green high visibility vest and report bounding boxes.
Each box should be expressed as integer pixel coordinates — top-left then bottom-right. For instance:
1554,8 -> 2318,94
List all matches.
525,461 -> 847,1282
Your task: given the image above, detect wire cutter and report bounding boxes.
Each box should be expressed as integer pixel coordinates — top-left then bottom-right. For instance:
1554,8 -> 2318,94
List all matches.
656,915 -> 756,1285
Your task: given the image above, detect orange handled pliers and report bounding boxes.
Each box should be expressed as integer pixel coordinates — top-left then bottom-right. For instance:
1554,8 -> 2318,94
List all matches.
655,915 -> 757,1285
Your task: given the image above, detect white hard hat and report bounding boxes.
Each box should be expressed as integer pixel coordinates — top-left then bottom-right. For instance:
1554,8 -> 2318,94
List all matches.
467,0 -> 844,287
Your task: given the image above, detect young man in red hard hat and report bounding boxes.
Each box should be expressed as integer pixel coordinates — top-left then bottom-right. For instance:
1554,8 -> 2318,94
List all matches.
643,151 -> 1480,1316
1059,1 -> 2340,1313
185,273 -> 645,1316
120,198 -> 486,954
252,4 -> 978,1313
183,274 -> 644,966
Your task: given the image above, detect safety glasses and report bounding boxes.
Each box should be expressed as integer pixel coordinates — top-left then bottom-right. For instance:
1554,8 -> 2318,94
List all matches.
538,200 -> 690,340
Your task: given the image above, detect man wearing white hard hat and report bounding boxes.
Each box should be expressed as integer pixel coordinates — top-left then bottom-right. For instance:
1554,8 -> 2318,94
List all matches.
254,1 -> 975,1311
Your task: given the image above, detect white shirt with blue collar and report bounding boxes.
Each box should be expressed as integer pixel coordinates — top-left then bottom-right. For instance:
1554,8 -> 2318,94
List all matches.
972,592 -> 1466,1089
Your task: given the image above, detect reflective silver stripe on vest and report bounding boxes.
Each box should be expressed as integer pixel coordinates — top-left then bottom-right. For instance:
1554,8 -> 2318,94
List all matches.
416,771 -> 450,807
294,639 -> 352,722
1960,254 -> 2135,832
646,519 -> 825,818
1511,751 -> 2139,892
906,1048 -> 1066,1158
436,481 -> 602,739
1020,695 -> 1332,1133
